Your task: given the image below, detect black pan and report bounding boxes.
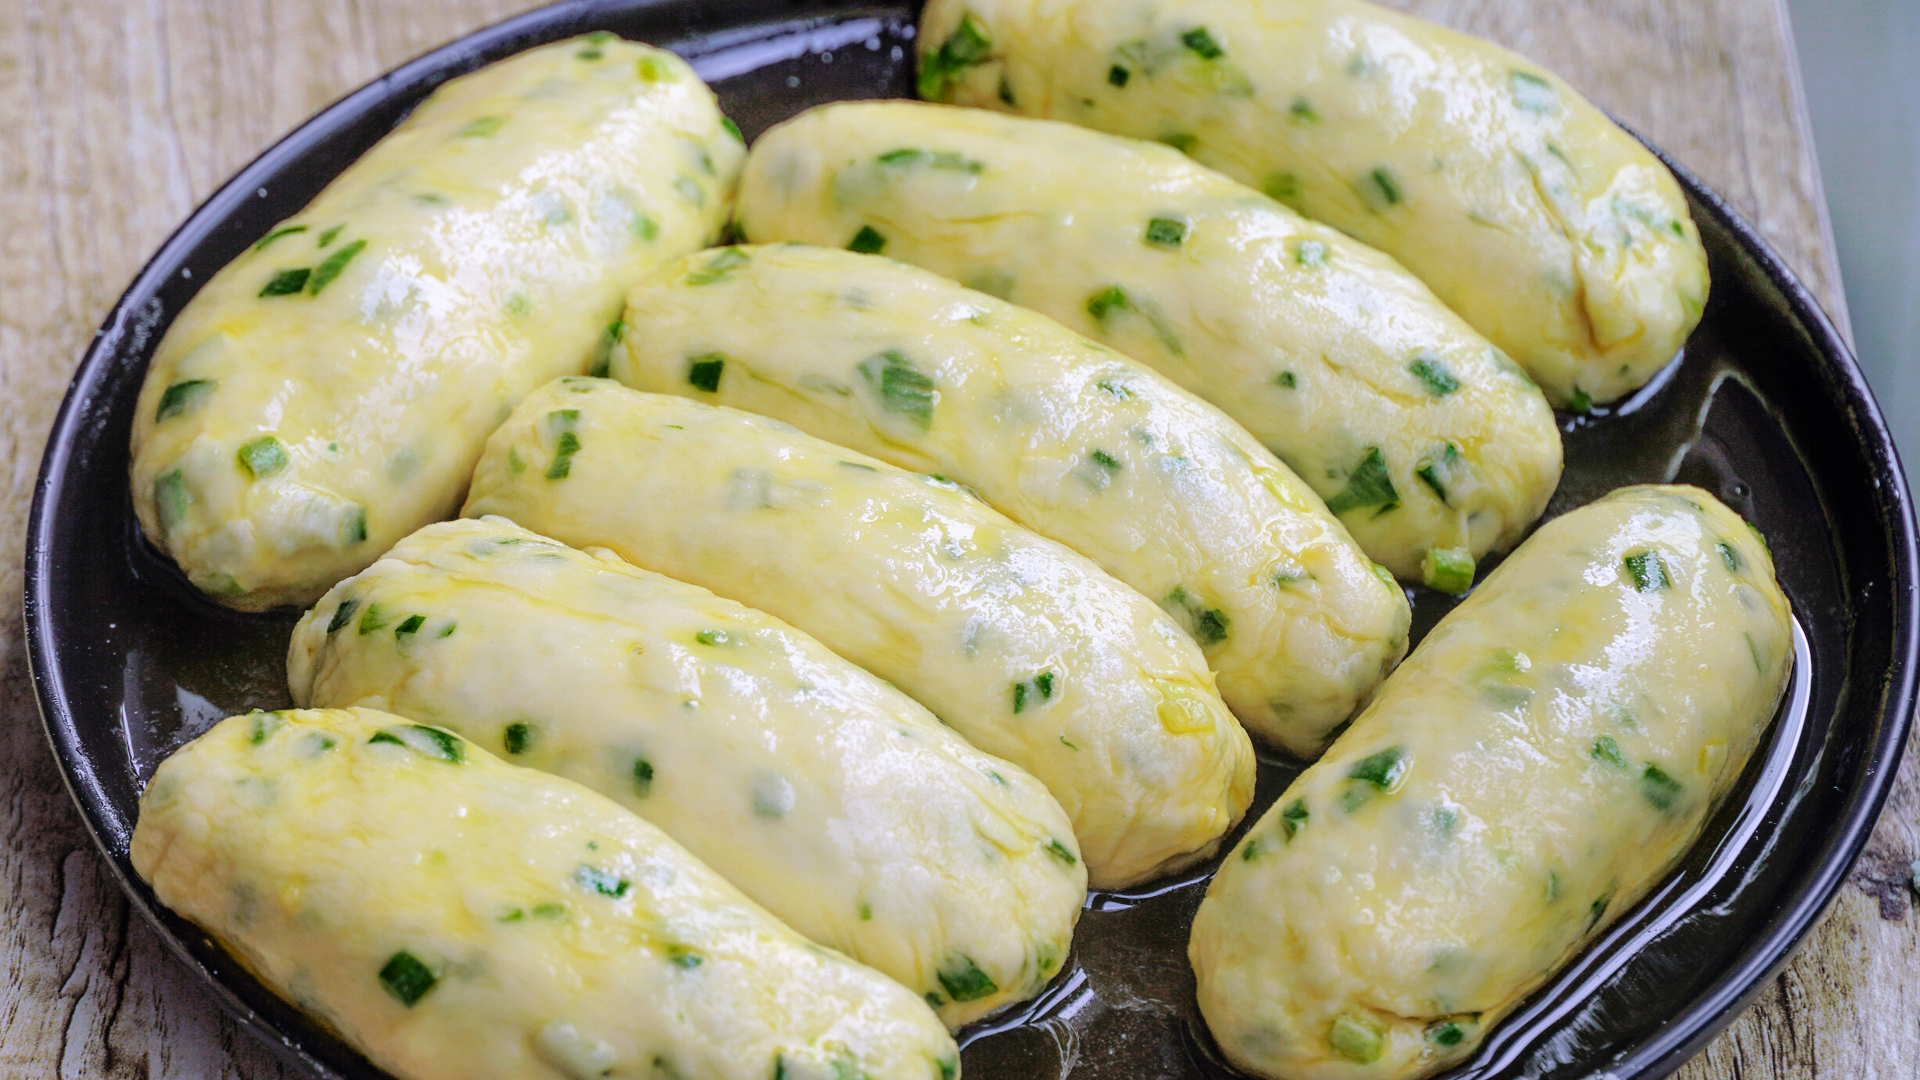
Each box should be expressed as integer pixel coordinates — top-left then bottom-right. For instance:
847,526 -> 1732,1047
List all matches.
23,2 -> 1917,1078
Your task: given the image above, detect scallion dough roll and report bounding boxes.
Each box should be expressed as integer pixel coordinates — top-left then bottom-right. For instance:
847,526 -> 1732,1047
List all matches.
464,378 -> 1255,889
287,515 -> 1084,1028
919,0 -> 1709,409
131,707 -> 958,1080
130,35 -> 743,609
1189,486 -> 1791,1080
613,244 -> 1410,749
737,101 -> 1562,589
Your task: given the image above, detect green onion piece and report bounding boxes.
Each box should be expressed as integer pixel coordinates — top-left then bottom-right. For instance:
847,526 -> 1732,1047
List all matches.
695,629 -> 734,646
1415,462 -> 1449,504
720,115 -> 743,142
1294,239 -> 1328,266
1043,838 -> 1076,866
1240,837 -> 1264,861
358,602 -> 393,635
259,268 -> 310,296
378,951 -> 437,1007
307,239 -> 366,295
667,946 -> 703,969
1086,285 -> 1130,324
394,614 -> 425,638
1279,797 -> 1309,840
633,757 -> 654,797
1090,448 -> 1122,473
1159,132 -> 1199,154
1263,172 -> 1300,202
342,506 -> 368,545
1587,893 -> 1612,929
1624,551 -> 1671,592
1035,671 -> 1054,699
237,436 -> 289,479
1427,1020 -> 1467,1047
1510,70 -> 1556,113
1328,1013 -> 1385,1064
938,1056 -> 959,1080
686,246 -> 749,285
1180,27 -> 1225,59
1568,386 -> 1594,413
1409,354 -> 1461,396
918,14 -> 993,100
1640,764 -> 1682,811
575,865 -> 631,898
1012,680 -> 1029,714
685,353 -> 726,393
636,55 -> 668,81
1422,547 -> 1474,594
1275,371 -> 1297,389
1108,65 -> 1130,87
1144,217 -> 1188,247
858,901 -> 873,921
587,319 -> 626,378
458,115 -> 505,138
1162,585 -> 1230,646
1288,97 -> 1319,123
1347,746 -> 1408,790
856,350 -> 936,429
1324,447 -> 1399,515
936,954 -> 998,1003
1591,735 -> 1628,767
1718,539 -> 1744,572
156,379 -> 215,421
631,212 -> 659,242
503,722 -> 533,755
1366,167 -> 1401,208
317,224 -> 345,247
545,432 -> 580,479
848,225 -> 886,254
252,225 -> 307,252
247,711 -> 284,745
998,75 -> 1015,105
327,599 -> 359,634
369,724 -> 465,763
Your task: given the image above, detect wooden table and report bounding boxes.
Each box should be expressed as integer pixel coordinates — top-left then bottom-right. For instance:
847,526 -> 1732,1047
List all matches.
0,1 -> 1912,1075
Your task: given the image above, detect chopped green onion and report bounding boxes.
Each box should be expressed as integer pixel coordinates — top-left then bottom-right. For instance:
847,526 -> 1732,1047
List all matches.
918,14 -> 993,100
575,865 -> 631,898
1328,1013 -> 1385,1064
1279,797 -> 1309,840
317,224 -> 345,247
1180,27 -> 1225,59
856,350 -> 936,429
686,353 -> 726,393
1717,539 -> 1743,572
1108,65 -> 1130,87
394,614 -> 425,638
259,268 -> 310,297
686,247 -> 749,285
1240,838 -> 1264,861
1348,746 -> 1408,790
1043,838 -> 1076,866
248,711 -> 285,745
155,378 -> 215,422
307,239 -> 365,295
503,722 -> 533,755
631,212 -> 659,242
1591,735 -> 1627,768
1162,585 -> 1230,646
998,75 -> 1015,105
1366,167 -> 1402,208
1587,893 -> 1612,929
327,599 -> 360,634
237,436 -> 289,480
1427,1020 -> 1467,1047
1275,371 -> 1298,389
1144,217 -> 1188,247
1640,764 -> 1682,811
1159,132 -> 1199,154
587,320 -> 626,378
1422,547 -> 1474,594
666,946 -> 703,969
368,724 -> 465,763
1409,354 -> 1461,396
1324,447 -> 1399,515
1090,448 -> 1122,473
1294,239 -> 1328,266
1086,285 -> 1131,324
252,225 -> 307,252
358,602 -> 393,634
1568,386 -> 1594,413
720,115 -> 743,142
342,506 -> 368,545
848,225 -> 887,254
876,148 -> 985,174
1624,551 -> 1671,592
378,951 -> 437,1007
1288,97 -> 1319,123
936,954 -> 998,1003
633,757 -> 654,796
1510,70 -> 1557,113
695,629 -> 735,646
458,115 -> 505,138
1263,172 -> 1300,202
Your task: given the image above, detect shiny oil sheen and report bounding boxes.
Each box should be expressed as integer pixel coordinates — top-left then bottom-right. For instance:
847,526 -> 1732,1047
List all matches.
614,243 -> 1410,753
920,0 -> 1711,409
289,515 -> 1086,1029
736,101 -> 1562,588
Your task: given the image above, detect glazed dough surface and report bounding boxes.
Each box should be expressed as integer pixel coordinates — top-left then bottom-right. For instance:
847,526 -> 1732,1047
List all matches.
1189,486 -> 1791,1080
131,707 -> 958,1080
738,101 -> 1562,588
288,516 -> 1085,1028
614,243 -> 1409,749
129,35 -> 742,609
464,379 -> 1255,889
920,0 -> 1710,408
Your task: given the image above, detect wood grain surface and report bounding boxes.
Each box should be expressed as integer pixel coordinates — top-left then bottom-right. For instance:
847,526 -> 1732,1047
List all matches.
0,0 -> 1911,1077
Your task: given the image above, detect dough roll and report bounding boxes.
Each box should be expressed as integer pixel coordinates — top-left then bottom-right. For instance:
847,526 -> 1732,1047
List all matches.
919,0 -> 1710,409
613,243 -> 1410,749
737,101 -> 1562,589
1188,486 -> 1791,1080
130,35 -> 742,609
288,515 -> 1084,1028
131,707 -> 958,1080
464,378 -> 1255,889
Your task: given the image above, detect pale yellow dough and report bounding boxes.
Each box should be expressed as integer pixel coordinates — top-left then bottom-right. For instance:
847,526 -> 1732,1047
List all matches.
737,101 -> 1562,586
464,379 -> 1255,889
130,707 -> 958,1080
1189,486 -> 1791,1080
288,515 -> 1084,1028
129,35 -> 742,609
614,244 -> 1410,750
920,0 -> 1710,408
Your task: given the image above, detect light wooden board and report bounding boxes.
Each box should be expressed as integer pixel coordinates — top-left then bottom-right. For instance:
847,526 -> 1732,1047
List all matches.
0,0 -> 1911,1076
